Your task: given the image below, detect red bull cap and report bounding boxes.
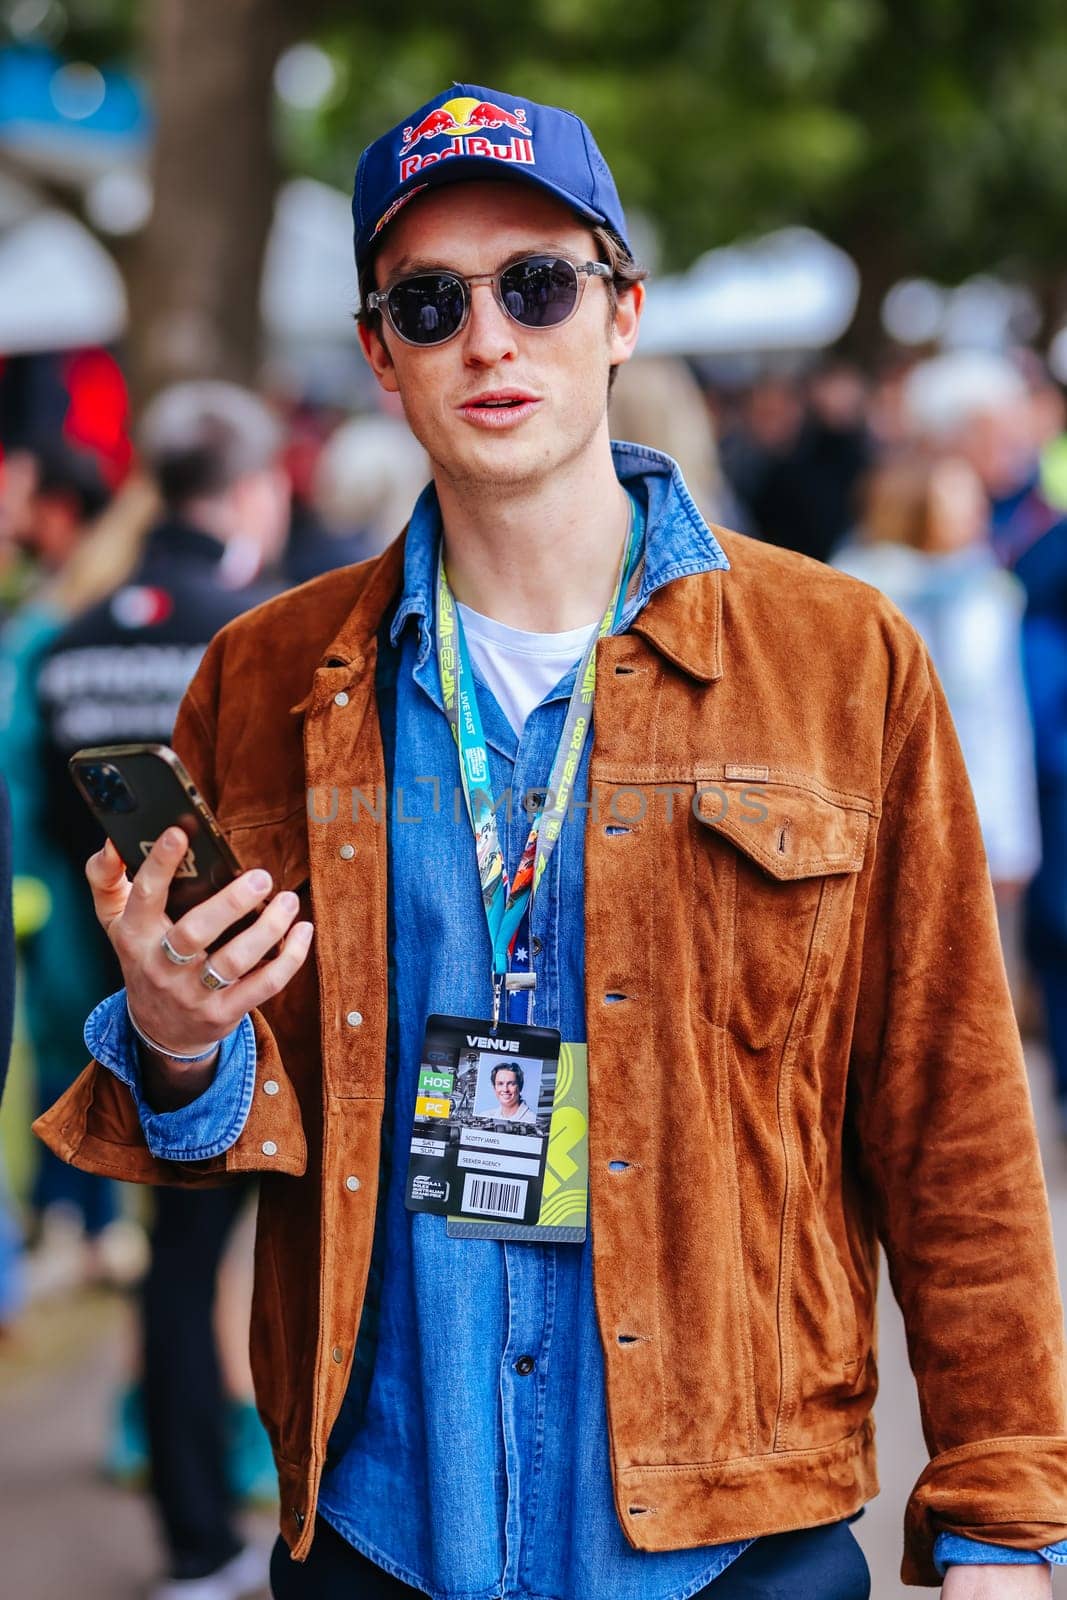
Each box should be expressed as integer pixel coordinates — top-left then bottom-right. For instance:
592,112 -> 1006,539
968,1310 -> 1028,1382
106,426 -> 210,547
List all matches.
353,83 -> 632,273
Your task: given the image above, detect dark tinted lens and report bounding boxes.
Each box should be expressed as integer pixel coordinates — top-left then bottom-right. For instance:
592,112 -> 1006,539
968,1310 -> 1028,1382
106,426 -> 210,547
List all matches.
387,273 -> 467,344
499,257 -> 580,328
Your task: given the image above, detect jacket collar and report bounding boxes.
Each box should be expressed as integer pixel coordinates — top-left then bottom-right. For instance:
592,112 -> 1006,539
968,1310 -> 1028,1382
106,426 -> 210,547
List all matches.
310,441 -> 730,691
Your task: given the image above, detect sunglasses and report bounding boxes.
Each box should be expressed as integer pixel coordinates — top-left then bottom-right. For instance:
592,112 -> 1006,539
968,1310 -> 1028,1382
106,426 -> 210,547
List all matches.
366,254 -> 612,347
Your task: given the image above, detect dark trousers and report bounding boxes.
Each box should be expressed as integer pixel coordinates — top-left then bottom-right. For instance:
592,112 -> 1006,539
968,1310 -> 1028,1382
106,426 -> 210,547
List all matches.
271,1516 -> 871,1599
143,1180 -> 253,1580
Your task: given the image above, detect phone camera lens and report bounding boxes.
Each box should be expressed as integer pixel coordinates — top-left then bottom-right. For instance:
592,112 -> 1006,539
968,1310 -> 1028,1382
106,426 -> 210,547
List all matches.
83,763 -> 136,814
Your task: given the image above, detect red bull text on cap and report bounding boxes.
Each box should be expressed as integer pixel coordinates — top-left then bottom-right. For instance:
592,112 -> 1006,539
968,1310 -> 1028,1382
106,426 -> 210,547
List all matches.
352,83 -> 632,273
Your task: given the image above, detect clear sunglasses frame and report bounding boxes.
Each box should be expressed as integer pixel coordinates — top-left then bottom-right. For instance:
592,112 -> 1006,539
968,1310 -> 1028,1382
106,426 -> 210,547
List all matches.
366,255 -> 613,347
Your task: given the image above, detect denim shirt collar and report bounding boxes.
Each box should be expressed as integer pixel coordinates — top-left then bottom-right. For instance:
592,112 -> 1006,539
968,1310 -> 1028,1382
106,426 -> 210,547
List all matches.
388,440 -> 730,674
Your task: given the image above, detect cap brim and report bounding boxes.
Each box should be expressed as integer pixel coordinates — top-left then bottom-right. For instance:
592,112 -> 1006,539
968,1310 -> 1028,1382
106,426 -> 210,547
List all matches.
359,158 -> 608,267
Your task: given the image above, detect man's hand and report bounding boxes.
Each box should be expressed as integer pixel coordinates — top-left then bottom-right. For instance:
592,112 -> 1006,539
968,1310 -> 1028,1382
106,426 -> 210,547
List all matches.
86,826 -> 314,1064
941,1564 -> 1053,1598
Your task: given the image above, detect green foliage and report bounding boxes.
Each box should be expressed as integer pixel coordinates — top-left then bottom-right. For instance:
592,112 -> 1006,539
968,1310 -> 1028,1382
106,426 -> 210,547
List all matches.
23,0 -> 1067,282
285,0 -> 1067,279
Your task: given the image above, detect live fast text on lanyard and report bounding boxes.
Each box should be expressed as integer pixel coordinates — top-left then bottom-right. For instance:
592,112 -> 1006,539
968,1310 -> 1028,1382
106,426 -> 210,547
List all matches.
435,490 -> 646,1029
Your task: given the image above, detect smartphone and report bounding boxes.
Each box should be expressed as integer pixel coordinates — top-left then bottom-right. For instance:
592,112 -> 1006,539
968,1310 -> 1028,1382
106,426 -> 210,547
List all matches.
68,742 -> 265,955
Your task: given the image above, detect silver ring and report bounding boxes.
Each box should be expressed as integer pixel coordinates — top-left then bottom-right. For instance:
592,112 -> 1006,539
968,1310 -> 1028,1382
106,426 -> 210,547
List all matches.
161,932 -> 198,966
200,961 -> 234,991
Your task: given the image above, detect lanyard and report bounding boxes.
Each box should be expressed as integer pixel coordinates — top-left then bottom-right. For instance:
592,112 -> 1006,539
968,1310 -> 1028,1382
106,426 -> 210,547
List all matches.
436,491 -> 645,1021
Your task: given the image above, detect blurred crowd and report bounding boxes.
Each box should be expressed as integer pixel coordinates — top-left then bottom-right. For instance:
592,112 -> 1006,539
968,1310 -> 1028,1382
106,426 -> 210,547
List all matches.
0,353 -> 429,1594
1,332 -> 1066,1592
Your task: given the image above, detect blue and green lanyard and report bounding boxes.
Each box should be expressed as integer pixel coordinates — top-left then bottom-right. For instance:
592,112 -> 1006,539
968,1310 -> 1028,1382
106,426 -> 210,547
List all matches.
435,491 -> 646,1026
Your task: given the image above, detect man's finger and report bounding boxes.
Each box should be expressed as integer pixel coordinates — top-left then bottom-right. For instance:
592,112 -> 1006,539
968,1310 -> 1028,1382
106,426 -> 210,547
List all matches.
86,836 -> 129,890
119,827 -> 192,932
86,836 -> 134,935
191,889 -> 302,983
226,919 -> 315,1016
163,866 -> 275,957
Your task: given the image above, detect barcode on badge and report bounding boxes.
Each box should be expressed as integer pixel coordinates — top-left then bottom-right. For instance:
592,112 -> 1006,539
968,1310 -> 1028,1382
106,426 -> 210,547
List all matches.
462,1173 -> 528,1219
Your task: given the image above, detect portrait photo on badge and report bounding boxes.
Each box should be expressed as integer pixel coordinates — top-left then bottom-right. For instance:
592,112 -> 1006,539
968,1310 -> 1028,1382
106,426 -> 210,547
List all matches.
474,1051 -> 544,1127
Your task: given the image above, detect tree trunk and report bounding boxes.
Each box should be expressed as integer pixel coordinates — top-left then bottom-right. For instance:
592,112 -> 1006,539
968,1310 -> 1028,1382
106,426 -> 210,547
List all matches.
127,0 -> 293,406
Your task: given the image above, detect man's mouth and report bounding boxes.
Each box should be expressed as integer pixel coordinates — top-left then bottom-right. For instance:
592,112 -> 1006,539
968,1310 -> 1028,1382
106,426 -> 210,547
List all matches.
457,390 -> 541,429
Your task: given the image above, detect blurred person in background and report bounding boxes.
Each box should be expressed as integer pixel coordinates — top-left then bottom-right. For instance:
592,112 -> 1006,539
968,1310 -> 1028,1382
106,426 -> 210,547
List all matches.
832,451 -> 1040,985
36,380 -> 290,1600
303,412 -> 429,575
0,770 -> 24,1336
607,356 -> 739,525
718,359 -> 873,561
0,442 -> 133,1284
906,350 -> 1067,1129
0,447 -> 43,618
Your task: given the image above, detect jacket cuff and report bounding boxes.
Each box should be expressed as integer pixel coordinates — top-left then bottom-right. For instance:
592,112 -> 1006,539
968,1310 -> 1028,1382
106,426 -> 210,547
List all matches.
85,989 -> 255,1160
905,1437 -> 1067,1584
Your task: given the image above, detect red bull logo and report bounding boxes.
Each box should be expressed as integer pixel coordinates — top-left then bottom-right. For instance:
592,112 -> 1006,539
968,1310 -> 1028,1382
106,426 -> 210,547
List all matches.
398,96 -> 535,181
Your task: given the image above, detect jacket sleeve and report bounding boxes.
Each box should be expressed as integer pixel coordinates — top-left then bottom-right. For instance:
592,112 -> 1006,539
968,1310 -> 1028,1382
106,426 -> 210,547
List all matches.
85,988 -> 257,1161
847,635 -> 1067,1585
31,632 -> 309,1187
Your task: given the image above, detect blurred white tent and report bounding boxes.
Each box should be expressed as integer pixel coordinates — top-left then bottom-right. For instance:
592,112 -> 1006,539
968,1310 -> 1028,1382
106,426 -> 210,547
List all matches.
260,177 -> 359,346
637,226 -> 860,356
0,198 -> 127,350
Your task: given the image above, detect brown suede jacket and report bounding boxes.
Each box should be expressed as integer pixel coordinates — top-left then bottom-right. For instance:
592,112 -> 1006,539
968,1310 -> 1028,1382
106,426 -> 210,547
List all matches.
35,524 -> 1067,1585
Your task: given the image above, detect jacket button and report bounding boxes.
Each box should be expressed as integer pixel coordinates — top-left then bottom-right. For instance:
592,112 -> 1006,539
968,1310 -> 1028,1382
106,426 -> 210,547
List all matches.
332,1345 -> 344,1363
339,843 -> 355,860
345,1175 -> 361,1191
334,691 -> 349,706
292,1507 -> 305,1530
514,1354 -> 535,1376
346,1010 -> 363,1027
262,1079 -> 279,1096
261,1140 -> 278,1157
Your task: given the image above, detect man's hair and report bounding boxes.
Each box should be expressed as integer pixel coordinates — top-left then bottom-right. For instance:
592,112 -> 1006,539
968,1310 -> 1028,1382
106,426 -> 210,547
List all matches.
491,1062 -> 525,1093
136,380 -> 282,509
34,441 -> 111,523
357,221 -> 646,394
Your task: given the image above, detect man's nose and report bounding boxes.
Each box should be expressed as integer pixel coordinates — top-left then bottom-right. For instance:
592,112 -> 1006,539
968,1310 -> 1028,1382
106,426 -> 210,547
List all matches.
462,282 -> 518,366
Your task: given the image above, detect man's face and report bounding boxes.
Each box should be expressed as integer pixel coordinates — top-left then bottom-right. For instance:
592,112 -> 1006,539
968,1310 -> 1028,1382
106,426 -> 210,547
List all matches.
493,1069 -> 521,1111
358,181 -> 642,495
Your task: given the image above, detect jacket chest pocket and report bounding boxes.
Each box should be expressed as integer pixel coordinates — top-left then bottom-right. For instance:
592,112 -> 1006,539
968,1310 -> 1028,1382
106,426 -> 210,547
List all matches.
225,807 -> 311,897
690,777 -> 871,1053
216,806 -> 315,1029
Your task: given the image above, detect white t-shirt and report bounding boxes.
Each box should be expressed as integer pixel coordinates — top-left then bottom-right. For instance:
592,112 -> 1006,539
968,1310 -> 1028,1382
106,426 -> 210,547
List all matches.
455,602 -> 598,735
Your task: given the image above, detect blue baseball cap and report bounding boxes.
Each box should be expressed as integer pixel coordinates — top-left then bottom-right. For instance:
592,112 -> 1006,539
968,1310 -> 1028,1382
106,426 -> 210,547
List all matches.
352,84 -> 632,275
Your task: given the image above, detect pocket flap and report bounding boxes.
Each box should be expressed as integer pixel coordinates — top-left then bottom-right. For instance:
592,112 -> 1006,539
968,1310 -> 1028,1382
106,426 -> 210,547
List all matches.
225,808 -> 310,893
695,780 -> 868,880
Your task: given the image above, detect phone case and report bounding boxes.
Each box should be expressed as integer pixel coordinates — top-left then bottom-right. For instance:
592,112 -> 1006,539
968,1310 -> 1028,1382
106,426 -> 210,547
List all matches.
68,743 -> 253,952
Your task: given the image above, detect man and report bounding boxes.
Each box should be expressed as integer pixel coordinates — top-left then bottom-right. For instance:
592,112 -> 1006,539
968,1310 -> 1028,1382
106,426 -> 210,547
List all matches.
489,1062 -> 537,1123
37,381 -> 290,1600
904,351 -> 1067,1135
36,87 -> 1067,1599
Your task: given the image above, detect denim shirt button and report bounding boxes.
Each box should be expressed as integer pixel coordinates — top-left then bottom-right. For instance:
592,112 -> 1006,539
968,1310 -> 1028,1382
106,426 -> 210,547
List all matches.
514,1354 -> 536,1375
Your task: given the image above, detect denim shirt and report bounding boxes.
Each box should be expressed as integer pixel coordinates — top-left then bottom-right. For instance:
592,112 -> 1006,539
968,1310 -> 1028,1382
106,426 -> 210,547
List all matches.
85,443 -> 1064,1590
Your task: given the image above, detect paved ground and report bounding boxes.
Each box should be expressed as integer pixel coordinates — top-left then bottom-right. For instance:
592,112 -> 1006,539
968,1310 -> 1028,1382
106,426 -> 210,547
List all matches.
1,1043 -> 1066,1598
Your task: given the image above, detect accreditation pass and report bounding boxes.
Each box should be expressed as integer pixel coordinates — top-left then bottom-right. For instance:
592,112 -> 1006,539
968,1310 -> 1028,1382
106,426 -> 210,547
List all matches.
404,1014 -> 564,1233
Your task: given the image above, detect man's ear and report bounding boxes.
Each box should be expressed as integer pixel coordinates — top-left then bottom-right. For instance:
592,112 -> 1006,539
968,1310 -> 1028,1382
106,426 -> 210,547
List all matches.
357,320 -> 400,395
609,280 -> 645,372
